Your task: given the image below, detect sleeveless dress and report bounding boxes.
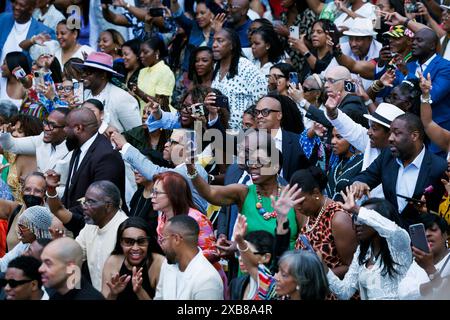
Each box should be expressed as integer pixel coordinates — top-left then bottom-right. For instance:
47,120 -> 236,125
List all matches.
242,185 -> 299,249
116,260 -> 154,300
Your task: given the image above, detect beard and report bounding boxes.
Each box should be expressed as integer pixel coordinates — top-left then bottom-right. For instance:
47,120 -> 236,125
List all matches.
66,135 -> 80,151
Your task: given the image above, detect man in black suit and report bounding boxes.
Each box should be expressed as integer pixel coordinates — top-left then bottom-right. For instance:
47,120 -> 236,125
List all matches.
253,95 -> 310,181
351,113 -> 447,228
50,108 -> 126,235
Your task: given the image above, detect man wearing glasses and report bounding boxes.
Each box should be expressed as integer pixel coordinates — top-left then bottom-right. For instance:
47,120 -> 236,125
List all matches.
294,65 -> 368,130
44,180 -> 127,293
0,108 -> 71,197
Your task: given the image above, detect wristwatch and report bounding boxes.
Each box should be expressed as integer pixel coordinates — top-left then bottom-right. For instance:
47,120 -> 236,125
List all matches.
421,95 -> 433,104
303,51 -> 312,59
299,99 -> 308,109
428,270 -> 440,281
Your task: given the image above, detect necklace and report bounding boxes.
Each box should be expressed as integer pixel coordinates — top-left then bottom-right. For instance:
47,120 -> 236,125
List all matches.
133,192 -> 151,218
304,198 -> 328,233
255,184 -> 281,220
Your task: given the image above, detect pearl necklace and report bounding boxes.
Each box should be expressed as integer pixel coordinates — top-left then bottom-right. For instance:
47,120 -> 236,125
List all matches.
304,198 -> 328,233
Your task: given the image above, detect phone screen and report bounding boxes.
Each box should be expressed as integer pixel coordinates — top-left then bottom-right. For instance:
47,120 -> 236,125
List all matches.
289,72 -> 299,86
73,81 -> 84,104
184,130 -> 197,162
409,223 -> 429,253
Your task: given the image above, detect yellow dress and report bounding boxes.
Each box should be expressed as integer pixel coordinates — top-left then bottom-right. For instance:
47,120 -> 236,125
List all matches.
4,152 -> 22,204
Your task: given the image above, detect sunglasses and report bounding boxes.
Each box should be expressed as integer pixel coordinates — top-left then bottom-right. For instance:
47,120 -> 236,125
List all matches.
303,87 -> 320,92
120,237 -> 150,247
0,278 -> 34,288
56,85 -> 74,93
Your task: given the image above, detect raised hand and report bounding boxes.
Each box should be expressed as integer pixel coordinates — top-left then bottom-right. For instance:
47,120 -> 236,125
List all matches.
289,34 -> 309,55
110,132 -> 127,150
419,72 -> 432,96
441,171 -> 450,195
273,22 -> 289,38
211,13 -> 226,32
350,181 -> 370,200
384,12 -> 407,27
44,169 -> 61,190
325,91 -> 341,111
287,83 -> 304,103
132,266 -> 143,293
311,121 -> 327,138
339,185 -> 360,214
380,68 -> 396,87
48,227 -> 65,239
106,273 -> 131,297
271,184 -> 304,220
216,235 -> 237,258
233,214 -> 248,243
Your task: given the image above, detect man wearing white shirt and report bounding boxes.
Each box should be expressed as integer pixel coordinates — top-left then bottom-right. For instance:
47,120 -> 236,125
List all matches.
439,5 -> 450,60
0,108 -> 71,197
324,102 -> 405,198
155,215 -> 223,300
398,213 -> 450,299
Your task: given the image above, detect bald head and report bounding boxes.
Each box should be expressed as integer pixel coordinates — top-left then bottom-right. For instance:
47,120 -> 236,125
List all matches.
68,108 -> 98,127
44,238 -> 83,267
326,66 -> 351,80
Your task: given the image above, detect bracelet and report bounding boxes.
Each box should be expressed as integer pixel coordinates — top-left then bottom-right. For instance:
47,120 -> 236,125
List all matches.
237,241 -> 249,252
364,99 -> 373,106
186,168 -> 198,179
46,190 -> 58,199
404,18 -> 411,27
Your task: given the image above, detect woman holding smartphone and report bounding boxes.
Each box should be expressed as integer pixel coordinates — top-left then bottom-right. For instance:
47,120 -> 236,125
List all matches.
325,186 -> 412,300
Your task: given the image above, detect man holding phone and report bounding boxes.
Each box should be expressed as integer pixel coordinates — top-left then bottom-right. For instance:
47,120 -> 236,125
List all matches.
399,213 -> 450,299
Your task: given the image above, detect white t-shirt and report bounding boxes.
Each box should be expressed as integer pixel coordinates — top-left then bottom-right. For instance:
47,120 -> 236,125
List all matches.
1,20 -> 32,64
54,45 -> 95,70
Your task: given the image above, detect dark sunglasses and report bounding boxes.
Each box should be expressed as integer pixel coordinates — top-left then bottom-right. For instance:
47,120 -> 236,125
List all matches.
0,278 -> 34,288
303,87 -> 320,92
120,237 -> 150,247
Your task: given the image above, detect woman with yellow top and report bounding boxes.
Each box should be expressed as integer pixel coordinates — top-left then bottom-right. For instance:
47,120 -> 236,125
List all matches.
135,35 -> 175,110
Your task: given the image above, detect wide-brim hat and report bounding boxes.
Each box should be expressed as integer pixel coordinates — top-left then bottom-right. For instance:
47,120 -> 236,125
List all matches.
72,52 -> 123,77
363,103 -> 405,128
343,18 -> 378,37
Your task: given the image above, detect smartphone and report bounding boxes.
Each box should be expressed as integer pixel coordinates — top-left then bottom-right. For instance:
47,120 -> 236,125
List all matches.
215,95 -> 229,109
184,130 -> 197,162
396,194 -> 426,206
289,72 -> 299,86
13,67 -> 27,79
34,71 -> 45,87
409,223 -> 430,253
149,7 -> 165,17
190,104 -> 205,117
298,234 -> 314,252
344,80 -> 356,93
73,80 -> 84,104
326,28 -> 339,47
405,0 -> 418,13
289,26 -> 299,39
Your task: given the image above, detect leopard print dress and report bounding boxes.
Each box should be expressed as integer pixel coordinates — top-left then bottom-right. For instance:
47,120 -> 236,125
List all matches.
296,201 -> 350,270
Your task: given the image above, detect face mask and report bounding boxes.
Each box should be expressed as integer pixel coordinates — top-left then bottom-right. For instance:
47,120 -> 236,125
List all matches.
23,195 -> 43,208
66,136 -> 79,151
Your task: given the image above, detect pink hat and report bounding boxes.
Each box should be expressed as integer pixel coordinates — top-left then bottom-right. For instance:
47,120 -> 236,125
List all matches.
73,52 -> 122,76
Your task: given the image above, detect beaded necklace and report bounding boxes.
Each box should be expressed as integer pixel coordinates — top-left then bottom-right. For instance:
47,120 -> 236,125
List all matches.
255,184 -> 281,220
304,198 -> 328,233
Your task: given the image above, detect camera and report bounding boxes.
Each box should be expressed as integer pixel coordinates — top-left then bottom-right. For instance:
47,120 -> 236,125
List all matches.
190,104 -> 205,116
215,95 -> 229,109
344,80 -> 356,93
149,8 -> 165,17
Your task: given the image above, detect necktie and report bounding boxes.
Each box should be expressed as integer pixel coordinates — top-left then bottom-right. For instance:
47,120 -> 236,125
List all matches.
68,148 -> 81,187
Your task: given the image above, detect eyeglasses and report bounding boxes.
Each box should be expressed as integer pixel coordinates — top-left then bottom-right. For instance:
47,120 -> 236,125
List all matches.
43,119 -> 65,131
78,198 -> 109,208
253,108 -> 281,117
56,85 -> 74,93
150,189 -> 167,197
168,139 -> 180,146
266,74 -> 286,80
244,159 -> 266,169
120,236 -> 150,247
323,77 -> 346,84
0,278 -> 34,288
303,87 -> 320,92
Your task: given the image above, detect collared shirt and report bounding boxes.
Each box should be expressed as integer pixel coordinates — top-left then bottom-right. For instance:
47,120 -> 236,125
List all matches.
76,133 -> 98,171
415,54 -> 437,78
440,36 -> 450,61
273,128 -> 282,152
395,146 -> 426,212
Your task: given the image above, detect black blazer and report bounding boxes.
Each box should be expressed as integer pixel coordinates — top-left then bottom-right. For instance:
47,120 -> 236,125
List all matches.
62,134 -> 126,234
351,147 -> 447,228
281,129 -> 310,182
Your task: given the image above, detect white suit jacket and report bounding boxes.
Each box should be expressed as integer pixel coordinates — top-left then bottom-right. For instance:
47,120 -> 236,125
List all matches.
85,83 -> 141,133
154,249 -> 223,300
0,132 -> 71,196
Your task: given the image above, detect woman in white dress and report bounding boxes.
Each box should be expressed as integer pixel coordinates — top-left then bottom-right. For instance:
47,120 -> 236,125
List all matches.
0,52 -> 29,109
54,20 -> 94,70
325,186 -> 412,300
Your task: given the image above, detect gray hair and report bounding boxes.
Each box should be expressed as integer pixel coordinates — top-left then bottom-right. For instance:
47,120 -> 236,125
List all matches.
278,250 -> 329,300
88,180 -> 121,208
0,100 -> 18,122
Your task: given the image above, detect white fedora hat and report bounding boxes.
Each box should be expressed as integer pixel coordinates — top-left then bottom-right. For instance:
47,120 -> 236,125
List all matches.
343,18 -> 378,37
364,103 -> 405,128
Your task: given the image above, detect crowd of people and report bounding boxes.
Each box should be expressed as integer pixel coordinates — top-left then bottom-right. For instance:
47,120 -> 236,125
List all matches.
0,0 -> 449,301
